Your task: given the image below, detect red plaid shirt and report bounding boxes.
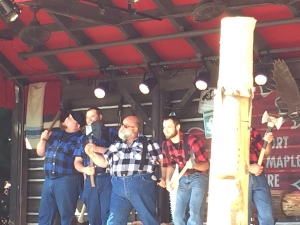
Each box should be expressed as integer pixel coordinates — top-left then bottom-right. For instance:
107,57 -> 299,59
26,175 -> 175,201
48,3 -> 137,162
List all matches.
250,127 -> 264,165
162,131 -> 208,173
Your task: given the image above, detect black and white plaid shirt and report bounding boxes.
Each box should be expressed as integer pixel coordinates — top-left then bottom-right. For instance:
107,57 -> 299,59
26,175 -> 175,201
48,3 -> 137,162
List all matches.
104,133 -> 162,177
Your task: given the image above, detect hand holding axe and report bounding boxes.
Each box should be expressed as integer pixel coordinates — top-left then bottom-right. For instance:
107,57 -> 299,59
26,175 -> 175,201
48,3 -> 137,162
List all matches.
169,149 -> 195,190
257,111 -> 283,165
85,121 -> 102,187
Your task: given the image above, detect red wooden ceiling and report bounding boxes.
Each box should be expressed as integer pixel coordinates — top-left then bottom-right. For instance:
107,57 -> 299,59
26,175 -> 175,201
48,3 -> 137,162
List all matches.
1,0 -> 300,84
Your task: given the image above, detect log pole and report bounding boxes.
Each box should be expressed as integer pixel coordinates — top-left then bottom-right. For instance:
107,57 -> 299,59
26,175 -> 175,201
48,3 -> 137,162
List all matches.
207,17 -> 256,225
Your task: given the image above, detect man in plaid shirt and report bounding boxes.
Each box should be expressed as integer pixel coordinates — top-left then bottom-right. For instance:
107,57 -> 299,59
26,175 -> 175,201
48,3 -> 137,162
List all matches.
85,115 -> 162,225
162,116 -> 209,225
36,111 -> 85,225
249,127 -> 274,225
74,107 -> 119,225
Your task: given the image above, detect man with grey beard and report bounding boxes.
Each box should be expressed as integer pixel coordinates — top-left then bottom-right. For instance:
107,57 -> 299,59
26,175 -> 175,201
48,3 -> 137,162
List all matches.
84,115 -> 164,225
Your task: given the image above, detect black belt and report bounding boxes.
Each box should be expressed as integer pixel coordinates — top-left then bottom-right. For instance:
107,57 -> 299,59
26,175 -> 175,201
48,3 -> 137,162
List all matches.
180,169 -> 201,175
95,167 -> 107,174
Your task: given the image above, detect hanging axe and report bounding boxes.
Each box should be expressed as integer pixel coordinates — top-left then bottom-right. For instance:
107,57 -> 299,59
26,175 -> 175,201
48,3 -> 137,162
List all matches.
257,111 -> 283,165
69,204 -> 89,225
169,149 -> 195,189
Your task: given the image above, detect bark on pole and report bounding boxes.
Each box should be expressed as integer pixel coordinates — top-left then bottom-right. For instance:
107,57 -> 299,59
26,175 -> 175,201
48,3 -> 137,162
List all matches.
207,17 -> 256,225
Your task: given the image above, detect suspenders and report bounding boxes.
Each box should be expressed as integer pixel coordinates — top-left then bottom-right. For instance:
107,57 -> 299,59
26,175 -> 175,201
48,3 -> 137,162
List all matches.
163,133 -> 190,164
139,136 -> 148,171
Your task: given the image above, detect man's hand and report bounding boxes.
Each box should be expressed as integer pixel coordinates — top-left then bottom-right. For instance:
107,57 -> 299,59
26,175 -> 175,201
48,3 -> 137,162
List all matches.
85,143 -> 96,155
263,132 -> 273,144
82,166 -> 95,176
166,181 -> 175,192
40,130 -> 51,141
249,163 -> 264,176
157,178 -> 166,188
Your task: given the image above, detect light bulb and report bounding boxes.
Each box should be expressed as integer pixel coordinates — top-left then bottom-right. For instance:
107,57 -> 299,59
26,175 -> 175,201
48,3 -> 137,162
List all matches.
94,87 -> 105,98
255,74 -> 267,86
195,80 -> 208,90
139,83 -> 150,94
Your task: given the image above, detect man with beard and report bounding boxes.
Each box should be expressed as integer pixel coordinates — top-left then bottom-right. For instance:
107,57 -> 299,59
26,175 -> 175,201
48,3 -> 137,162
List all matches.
36,111 -> 85,225
74,107 -> 118,225
162,116 -> 209,225
84,115 -> 163,225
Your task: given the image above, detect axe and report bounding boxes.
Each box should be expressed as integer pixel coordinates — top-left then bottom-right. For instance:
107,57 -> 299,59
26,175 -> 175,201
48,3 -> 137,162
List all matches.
85,121 -> 101,187
69,204 -> 89,225
257,111 -> 283,165
169,149 -> 195,189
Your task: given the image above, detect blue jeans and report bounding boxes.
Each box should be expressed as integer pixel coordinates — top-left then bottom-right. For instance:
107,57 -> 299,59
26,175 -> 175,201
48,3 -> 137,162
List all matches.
38,174 -> 82,225
83,173 -> 112,225
107,173 -> 159,225
248,173 -> 274,225
173,172 -> 208,225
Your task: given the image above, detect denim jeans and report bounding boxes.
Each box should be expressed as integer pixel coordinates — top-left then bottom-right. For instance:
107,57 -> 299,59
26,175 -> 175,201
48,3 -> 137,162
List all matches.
38,174 -> 82,225
248,173 -> 274,225
107,173 -> 159,225
173,172 -> 208,225
83,173 -> 112,225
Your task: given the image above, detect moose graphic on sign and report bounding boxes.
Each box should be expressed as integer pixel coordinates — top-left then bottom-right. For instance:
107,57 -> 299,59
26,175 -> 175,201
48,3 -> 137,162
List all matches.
192,82 -> 300,191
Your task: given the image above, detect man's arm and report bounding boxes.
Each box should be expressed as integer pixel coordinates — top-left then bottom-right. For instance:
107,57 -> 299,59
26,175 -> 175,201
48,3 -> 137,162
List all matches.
157,159 -> 167,188
74,156 -> 95,175
85,143 -> 108,154
85,144 -> 108,168
166,165 -> 175,192
249,132 -> 273,176
36,130 -> 51,157
263,132 -> 273,156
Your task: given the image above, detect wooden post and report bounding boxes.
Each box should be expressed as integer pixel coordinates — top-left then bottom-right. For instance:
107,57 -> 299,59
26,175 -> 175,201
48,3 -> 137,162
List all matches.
207,17 -> 256,225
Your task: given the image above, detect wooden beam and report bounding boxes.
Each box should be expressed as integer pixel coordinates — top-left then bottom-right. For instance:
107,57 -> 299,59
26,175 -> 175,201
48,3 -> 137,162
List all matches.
116,84 -> 150,125
207,17 -> 256,225
176,85 -> 197,117
10,85 -> 28,225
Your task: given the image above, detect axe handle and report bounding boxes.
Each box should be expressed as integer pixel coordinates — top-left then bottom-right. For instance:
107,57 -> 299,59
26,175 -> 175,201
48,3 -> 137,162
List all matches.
78,204 -> 86,223
89,138 -> 96,187
257,148 -> 265,166
42,111 -> 61,141
170,159 -> 190,189
48,111 -> 61,132
257,126 -> 273,166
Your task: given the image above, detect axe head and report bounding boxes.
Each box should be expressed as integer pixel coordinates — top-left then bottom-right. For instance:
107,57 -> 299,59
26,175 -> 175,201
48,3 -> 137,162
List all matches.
261,111 -> 284,130
85,125 -> 92,136
85,122 -> 101,139
190,149 -> 196,167
91,121 -> 102,139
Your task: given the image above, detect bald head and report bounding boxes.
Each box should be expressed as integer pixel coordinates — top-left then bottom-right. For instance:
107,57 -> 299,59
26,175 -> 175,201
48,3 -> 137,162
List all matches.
118,115 -> 140,142
125,116 -> 140,129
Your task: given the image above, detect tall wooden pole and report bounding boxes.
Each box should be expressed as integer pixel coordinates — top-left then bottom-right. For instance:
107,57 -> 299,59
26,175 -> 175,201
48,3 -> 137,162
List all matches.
207,17 -> 256,225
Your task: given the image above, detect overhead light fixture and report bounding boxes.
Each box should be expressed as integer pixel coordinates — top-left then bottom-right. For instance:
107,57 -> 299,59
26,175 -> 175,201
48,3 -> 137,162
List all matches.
254,63 -> 268,86
254,53 -> 272,86
194,68 -> 211,90
0,0 -> 21,23
128,0 -> 139,4
94,83 -> 107,99
139,72 -> 157,95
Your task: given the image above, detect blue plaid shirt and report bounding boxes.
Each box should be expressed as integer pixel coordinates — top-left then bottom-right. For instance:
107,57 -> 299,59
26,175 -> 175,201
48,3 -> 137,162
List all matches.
73,125 -> 119,174
44,129 -> 84,178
